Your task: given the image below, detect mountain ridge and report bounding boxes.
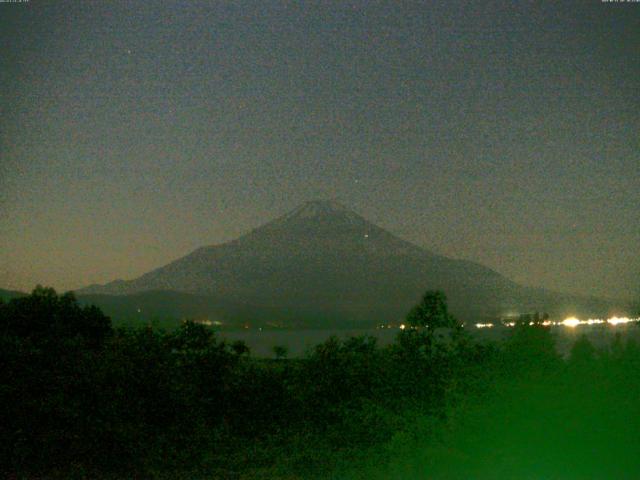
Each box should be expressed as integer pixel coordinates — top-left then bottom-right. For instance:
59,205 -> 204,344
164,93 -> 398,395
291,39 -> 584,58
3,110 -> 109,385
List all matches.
77,200 -> 620,325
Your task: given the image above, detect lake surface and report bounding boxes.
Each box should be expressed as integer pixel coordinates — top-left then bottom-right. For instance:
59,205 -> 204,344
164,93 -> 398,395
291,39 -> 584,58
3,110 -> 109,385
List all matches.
218,323 -> 640,358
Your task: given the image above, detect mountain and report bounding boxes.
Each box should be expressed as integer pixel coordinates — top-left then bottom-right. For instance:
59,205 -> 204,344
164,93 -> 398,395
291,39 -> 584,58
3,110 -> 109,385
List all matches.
77,200 -> 618,326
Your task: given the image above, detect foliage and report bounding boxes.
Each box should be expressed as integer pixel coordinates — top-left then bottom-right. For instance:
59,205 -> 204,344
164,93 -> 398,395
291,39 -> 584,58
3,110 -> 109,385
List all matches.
406,290 -> 459,331
2,286 -> 638,478
568,334 -> 597,367
500,320 -> 560,378
0,285 -> 111,348
273,344 -> 289,359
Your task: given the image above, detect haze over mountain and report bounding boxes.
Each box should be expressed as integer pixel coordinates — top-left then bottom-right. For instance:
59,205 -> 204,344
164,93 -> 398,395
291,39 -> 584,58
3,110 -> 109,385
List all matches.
78,200 -> 619,326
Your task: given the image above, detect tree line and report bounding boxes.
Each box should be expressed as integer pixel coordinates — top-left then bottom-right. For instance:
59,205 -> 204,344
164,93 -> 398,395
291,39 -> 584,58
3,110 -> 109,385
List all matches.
1,287 -> 638,478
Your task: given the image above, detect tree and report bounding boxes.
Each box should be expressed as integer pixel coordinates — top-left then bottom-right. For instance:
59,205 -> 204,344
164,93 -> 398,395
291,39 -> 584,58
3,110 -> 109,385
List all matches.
406,290 -> 458,331
518,313 -> 532,325
569,334 -> 597,367
231,340 -> 250,356
0,287 -> 115,474
170,320 -> 214,351
502,319 -> 560,376
273,344 -> 288,360
0,285 -> 112,349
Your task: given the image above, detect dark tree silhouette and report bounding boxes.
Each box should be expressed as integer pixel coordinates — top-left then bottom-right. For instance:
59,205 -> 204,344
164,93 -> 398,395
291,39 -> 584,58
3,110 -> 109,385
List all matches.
406,290 -> 458,331
569,334 -> 597,366
231,339 -> 250,356
6,283 -> 635,479
170,319 -> 215,350
273,344 -> 288,359
0,285 -> 111,348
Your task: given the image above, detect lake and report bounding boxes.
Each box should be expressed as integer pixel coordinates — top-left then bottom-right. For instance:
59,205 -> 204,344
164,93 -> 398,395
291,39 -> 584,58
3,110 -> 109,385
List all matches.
218,323 -> 640,358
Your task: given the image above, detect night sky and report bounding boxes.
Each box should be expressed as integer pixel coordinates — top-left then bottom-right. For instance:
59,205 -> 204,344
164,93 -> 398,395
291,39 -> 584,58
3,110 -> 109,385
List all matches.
1,1 -> 638,300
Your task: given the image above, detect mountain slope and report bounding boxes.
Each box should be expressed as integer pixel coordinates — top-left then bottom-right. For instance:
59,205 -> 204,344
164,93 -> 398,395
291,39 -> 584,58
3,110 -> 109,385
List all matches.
78,200 -> 617,325
0,288 -> 27,302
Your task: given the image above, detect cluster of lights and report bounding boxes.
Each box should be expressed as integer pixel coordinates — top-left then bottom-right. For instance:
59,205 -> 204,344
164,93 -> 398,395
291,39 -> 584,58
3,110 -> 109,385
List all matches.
474,316 -> 640,329
559,316 -> 639,328
380,317 -> 639,330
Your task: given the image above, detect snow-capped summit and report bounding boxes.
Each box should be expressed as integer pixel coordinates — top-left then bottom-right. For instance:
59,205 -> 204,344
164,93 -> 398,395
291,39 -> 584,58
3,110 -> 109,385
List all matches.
282,200 -> 360,220
272,200 -> 366,228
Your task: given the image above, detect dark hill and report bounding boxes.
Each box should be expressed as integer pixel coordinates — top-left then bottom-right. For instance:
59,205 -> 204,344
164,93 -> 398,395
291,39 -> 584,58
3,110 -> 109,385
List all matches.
0,288 -> 26,302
